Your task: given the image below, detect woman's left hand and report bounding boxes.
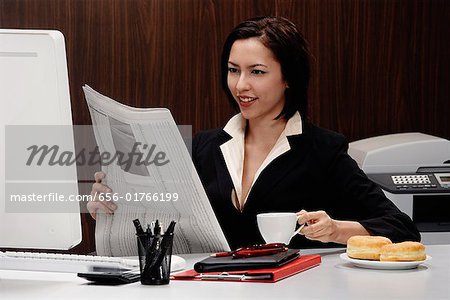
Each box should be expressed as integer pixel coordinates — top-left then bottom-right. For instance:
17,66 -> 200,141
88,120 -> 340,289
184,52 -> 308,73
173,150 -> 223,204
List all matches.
296,209 -> 338,243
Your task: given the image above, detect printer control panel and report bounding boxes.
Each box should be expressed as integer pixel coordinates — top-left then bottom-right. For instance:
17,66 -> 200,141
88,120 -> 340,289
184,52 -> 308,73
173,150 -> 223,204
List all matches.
368,173 -> 450,194
391,174 -> 433,187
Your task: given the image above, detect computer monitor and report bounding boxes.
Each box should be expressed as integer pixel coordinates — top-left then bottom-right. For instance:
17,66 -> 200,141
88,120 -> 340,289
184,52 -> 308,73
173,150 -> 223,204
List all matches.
0,29 -> 82,250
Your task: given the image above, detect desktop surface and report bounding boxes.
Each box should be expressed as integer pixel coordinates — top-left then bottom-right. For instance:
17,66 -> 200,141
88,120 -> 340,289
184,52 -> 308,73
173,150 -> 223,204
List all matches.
1,245 -> 449,300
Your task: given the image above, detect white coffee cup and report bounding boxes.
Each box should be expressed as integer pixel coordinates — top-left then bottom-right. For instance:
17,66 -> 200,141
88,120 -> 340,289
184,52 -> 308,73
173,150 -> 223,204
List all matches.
257,212 -> 300,244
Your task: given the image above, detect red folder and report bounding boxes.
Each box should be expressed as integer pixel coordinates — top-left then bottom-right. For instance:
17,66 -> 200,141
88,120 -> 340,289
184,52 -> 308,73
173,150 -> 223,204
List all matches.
171,254 -> 321,283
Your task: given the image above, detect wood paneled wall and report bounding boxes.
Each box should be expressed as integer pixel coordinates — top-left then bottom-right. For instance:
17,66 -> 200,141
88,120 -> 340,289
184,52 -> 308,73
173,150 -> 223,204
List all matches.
1,0 -> 449,253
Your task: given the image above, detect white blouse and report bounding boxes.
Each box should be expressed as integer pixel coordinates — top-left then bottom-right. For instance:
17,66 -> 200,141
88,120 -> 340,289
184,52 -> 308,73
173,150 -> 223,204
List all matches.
219,111 -> 303,210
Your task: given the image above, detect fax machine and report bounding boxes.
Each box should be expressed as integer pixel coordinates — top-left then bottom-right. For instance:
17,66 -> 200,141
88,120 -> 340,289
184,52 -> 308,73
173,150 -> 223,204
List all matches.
349,132 -> 450,245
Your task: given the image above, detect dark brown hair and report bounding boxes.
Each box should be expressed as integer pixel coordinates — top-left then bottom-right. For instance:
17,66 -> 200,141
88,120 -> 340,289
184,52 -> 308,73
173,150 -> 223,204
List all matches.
221,16 -> 311,120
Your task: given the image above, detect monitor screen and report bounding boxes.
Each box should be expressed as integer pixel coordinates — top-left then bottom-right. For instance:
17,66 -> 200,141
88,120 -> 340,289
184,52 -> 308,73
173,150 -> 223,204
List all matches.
0,29 -> 81,250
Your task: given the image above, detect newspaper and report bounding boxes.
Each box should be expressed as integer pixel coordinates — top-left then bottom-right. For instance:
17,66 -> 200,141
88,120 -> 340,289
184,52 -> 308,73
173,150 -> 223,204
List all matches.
83,85 -> 230,255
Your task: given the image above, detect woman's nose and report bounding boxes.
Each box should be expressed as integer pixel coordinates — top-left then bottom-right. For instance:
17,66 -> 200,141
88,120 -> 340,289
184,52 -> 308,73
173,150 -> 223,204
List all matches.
235,74 -> 251,92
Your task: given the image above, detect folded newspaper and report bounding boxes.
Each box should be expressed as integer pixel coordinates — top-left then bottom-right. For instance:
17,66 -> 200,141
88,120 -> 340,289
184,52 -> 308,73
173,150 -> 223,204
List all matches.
83,85 -> 230,255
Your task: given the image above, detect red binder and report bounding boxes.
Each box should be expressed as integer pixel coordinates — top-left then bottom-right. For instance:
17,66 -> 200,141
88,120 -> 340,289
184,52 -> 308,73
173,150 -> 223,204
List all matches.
171,254 -> 321,283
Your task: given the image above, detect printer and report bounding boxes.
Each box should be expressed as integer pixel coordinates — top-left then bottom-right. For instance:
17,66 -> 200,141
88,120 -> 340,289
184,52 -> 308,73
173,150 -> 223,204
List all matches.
349,132 -> 450,245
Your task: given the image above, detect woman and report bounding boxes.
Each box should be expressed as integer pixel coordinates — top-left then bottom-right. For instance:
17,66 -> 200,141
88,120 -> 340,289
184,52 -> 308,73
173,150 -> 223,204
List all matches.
89,16 -> 420,250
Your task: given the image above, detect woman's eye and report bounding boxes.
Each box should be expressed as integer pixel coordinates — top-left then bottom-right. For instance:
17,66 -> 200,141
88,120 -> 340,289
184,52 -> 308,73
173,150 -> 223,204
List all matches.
228,67 -> 239,73
251,69 -> 266,75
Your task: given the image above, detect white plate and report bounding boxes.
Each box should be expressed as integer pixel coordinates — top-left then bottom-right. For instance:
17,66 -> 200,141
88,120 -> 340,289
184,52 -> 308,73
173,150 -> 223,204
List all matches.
340,253 -> 431,270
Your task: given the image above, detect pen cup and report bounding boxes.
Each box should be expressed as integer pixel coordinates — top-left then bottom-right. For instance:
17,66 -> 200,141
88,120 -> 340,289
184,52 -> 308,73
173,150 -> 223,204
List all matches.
137,233 -> 174,285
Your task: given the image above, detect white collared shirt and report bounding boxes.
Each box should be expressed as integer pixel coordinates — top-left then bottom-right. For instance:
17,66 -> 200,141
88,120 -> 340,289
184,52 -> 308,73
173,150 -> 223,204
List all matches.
220,111 -> 303,210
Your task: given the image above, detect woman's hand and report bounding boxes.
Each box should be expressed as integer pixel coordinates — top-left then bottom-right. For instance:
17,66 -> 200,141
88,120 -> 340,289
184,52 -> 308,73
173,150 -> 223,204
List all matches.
296,210 -> 338,243
296,209 -> 370,244
87,171 -> 117,220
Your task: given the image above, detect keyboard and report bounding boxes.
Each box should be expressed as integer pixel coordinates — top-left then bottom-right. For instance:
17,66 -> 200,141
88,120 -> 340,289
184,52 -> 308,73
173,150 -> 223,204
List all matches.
0,251 -> 186,273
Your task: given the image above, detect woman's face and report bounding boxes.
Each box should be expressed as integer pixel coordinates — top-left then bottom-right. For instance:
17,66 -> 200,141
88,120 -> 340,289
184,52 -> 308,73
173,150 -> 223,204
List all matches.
227,37 -> 287,122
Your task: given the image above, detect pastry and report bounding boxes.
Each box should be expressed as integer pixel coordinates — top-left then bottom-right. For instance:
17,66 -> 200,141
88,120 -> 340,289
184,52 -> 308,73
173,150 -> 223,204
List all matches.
347,235 -> 392,260
380,241 -> 426,261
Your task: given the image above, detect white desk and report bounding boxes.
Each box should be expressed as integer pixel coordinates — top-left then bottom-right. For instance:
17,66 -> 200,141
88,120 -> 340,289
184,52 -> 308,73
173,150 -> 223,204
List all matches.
1,245 -> 449,300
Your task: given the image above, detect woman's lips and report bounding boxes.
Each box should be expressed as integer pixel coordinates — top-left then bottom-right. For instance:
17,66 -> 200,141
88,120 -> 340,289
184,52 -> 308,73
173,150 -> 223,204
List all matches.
238,96 -> 257,107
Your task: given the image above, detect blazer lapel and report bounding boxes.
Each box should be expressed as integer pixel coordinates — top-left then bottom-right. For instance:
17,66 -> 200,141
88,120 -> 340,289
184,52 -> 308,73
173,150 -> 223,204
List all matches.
212,130 -> 235,204
243,134 -> 312,212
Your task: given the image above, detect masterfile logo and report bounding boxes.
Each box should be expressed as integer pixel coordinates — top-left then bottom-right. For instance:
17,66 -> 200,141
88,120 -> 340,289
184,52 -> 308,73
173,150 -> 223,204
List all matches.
4,125 -> 186,181
25,142 -> 170,171
3,124 -> 192,213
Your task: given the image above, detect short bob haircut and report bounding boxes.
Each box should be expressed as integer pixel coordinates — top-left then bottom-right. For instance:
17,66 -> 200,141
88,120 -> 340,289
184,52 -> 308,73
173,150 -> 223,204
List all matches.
221,16 -> 311,121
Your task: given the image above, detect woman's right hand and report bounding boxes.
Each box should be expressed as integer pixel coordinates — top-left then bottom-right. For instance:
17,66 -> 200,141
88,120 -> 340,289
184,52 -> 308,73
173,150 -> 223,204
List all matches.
87,171 -> 117,220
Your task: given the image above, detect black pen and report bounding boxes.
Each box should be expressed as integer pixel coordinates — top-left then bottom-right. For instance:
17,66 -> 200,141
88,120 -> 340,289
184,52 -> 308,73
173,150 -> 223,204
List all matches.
133,219 -> 145,235
152,221 -> 176,271
143,235 -> 159,276
154,219 -> 161,235
165,221 -> 176,235
146,224 -> 153,235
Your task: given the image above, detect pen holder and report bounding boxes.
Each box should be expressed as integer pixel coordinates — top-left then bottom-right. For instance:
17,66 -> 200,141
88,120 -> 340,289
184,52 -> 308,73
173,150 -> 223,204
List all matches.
137,233 -> 174,285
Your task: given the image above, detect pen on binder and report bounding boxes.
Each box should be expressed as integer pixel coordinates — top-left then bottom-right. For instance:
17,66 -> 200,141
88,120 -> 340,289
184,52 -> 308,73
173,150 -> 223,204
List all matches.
211,243 -> 288,258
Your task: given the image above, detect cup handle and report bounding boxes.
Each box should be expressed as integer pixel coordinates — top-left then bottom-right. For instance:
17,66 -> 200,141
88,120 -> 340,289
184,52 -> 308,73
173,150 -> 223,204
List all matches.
291,223 -> 306,239
290,215 -> 306,240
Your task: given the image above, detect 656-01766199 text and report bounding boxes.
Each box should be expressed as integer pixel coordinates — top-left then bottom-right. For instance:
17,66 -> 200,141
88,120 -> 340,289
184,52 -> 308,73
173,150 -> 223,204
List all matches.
93,192 -> 179,202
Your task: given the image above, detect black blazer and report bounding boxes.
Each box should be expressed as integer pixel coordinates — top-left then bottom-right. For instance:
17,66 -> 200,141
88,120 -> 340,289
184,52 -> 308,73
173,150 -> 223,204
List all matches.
192,122 -> 420,250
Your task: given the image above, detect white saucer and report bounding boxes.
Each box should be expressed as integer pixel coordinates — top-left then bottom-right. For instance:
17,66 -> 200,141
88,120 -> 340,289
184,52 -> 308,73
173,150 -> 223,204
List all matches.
339,253 -> 431,270
171,255 -> 186,272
